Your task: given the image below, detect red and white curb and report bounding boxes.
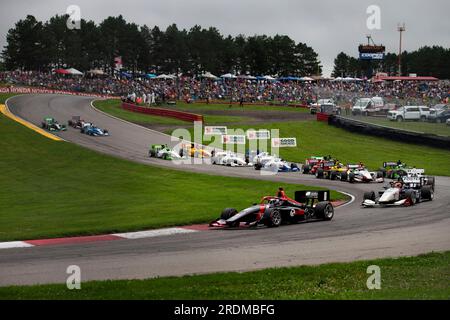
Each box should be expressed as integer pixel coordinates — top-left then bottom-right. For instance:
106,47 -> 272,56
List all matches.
0,200 -> 350,250
0,227 -> 200,250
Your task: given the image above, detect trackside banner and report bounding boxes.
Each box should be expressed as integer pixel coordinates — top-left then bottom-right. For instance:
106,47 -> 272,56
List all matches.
247,129 -> 270,140
0,87 -> 119,99
204,126 -> 227,135
222,135 -> 246,145
271,137 -> 297,147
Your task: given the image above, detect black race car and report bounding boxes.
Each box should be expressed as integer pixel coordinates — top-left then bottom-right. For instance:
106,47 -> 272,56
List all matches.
210,190 -> 334,228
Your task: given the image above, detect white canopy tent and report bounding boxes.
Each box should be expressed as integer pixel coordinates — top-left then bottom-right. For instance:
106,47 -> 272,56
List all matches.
156,74 -> 176,79
220,73 -> 237,79
66,68 -> 83,76
200,72 -> 219,80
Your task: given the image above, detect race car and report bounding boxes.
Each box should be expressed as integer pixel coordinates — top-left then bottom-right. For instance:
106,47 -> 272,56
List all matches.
210,190 -> 334,228
402,168 -> 435,190
68,116 -> 86,129
186,144 -> 211,158
41,117 -> 67,131
315,161 -> 345,179
362,178 -> 434,207
302,156 -> 324,174
149,144 -> 184,160
80,123 -> 109,136
253,153 -> 299,172
211,151 -> 251,167
342,164 -> 384,183
379,161 -> 410,179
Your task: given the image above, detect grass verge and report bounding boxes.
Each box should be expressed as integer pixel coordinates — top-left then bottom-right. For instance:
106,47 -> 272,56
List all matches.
0,251 -> 448,299
341,114 -> 450,137
94,100 -> 247,125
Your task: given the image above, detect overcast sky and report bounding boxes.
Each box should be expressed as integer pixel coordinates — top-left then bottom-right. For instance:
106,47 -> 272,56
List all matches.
1,0 -> 449,76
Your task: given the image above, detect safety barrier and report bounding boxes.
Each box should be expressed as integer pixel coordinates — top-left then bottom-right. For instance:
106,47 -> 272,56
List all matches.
122,102 -> 203,122
316,113 -> 330,122
328,115 -> 450,150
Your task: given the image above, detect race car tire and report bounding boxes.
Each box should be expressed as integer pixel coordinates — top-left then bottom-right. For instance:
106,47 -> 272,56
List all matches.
376,171 -> 383,179
254,163 -> 263,171
316,168 -> 324,179
265,209 -> 282,227
396,116 -> 403,122
378,168 -> 387,178
303,164 -> 310,174
220,208 -> 238,220
315,201 -> 334,221
348,172 -> 355,183
41,122 -> 46,128
420,186 -> 433,201
404,190 -> 416,205
330,171 -> 337,180
340,171 -> 348,181
363,191 -> 376,201
426,176 -> 435,191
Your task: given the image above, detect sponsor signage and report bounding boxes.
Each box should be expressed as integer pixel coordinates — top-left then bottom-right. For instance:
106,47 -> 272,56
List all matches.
247,129 -> 270,140
204,126 -> 227,135
359,52 -> 384,60
222,135 -> 246,145
271,137 -> 297,147
0,87 -> 119,99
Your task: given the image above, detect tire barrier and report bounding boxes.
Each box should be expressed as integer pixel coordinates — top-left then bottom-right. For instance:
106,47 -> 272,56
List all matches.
122,102 -> 203,122
329,115 -> 450,150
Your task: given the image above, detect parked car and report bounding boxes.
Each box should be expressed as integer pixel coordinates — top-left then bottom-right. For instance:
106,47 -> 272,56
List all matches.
310,99 -> 334,114
387,106 -> 430,122
351,97 -> 384,115
429,108 -> 450,123
428,104 -> 448,122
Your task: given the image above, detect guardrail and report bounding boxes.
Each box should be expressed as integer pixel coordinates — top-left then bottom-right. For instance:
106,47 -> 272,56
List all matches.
122,102 -> 203,122
328,115 -> 450,150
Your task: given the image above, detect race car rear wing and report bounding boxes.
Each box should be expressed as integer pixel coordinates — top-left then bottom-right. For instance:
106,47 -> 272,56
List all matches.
295,190 -> 330,203
383,161 -> 401,167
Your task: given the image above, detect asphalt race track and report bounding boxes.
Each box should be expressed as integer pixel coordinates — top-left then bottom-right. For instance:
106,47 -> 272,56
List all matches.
1,94 -> 449,286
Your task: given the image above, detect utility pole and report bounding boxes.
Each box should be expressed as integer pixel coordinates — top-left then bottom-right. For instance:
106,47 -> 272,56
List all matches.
397,23 -> 406,76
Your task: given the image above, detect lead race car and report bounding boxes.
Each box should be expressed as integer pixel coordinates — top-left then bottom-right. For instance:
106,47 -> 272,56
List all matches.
362,176 -> 434,208
210,190 -> 334,228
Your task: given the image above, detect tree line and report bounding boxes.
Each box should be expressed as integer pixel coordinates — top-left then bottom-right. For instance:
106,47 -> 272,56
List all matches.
1,14 -> 322,76
332,46 -> 450,79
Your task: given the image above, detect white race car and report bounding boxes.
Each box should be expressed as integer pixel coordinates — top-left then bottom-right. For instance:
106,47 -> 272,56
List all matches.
362,180 -> 434,207
347,165 -> 384,183
211,151 -> 251,167
253,153 -> 300,172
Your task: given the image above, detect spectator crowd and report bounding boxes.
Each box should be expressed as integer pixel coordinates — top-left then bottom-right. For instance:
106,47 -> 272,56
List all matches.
1,71 -> 448,106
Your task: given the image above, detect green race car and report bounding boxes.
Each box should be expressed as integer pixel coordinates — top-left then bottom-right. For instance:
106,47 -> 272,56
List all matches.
380,161 -> 410,179
41,117 -> 67,132
149,144 -> 183,160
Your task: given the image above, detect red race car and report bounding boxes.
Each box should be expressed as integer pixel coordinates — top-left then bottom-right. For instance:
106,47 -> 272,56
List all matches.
210,190 -> 334,228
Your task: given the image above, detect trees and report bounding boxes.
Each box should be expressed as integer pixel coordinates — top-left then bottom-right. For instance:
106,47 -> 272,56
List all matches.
332,46 -> 450,79
2,14 -> 324,76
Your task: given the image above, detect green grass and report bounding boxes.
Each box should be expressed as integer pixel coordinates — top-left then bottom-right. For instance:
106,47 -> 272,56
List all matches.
181,121 -> 450,176
1,251 -> 448,299
94,100 -> 247,125
0,110 -> 345,241
0,92 -> 19,103
94,99 -> 187,125
174,101 -> 309,113
342,114 -> 450,137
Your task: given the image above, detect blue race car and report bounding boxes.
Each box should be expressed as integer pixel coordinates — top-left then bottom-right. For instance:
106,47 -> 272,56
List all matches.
80,123 -> 109,136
